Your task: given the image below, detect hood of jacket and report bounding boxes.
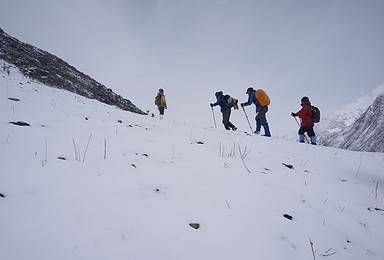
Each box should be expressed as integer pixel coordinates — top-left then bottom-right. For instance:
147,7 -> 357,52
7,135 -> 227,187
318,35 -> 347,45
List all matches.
215,91 -> 223,97
301,100 -> 311,106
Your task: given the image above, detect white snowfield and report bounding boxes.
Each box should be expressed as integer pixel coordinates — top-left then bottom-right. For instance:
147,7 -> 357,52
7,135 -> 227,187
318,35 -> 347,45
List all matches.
1,62 -> 384,260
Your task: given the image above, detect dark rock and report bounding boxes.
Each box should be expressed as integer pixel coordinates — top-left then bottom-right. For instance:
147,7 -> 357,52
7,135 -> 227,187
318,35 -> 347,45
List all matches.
189,223 -> 200,229
9,121 -> 30,126
282,163 -> 293,169
367,207 -> 384,212
0,193 -> 5,198
8,97 -> 20,101
283,214 -> 293,220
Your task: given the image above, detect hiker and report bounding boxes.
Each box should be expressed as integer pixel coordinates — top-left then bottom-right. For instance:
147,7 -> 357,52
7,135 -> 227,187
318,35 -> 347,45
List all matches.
291,96 -> 316,145
155,88 -> 167,119
241,87 -> 271,137
210,91 -> 237,131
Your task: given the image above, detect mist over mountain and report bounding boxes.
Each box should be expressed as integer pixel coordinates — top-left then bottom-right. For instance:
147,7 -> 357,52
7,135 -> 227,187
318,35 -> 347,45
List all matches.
318,84 -> 384,153
0,28 -> 145,115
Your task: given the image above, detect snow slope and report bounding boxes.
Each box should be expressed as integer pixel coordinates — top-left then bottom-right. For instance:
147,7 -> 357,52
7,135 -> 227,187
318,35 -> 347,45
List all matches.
1,62 -> 384,260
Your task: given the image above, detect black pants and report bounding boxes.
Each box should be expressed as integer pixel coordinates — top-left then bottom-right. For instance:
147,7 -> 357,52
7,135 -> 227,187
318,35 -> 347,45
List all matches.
158,107 -> 165,115
222,109 -> 235,130
299,126 -> 315,137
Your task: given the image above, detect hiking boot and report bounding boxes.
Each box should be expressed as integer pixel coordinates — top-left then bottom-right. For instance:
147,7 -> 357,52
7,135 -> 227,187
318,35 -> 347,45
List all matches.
232,127 -> 237,131
299,140 -> 305,143
311,143 -> 317,145
254,131 -> 260,134
263,124 -> 271,137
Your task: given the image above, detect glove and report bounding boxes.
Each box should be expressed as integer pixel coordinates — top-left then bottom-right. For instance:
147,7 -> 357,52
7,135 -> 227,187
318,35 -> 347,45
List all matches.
241,103 -> 245,107
291,112 -> 296,117
165,107 -> 167,109
210,103 -> 213,107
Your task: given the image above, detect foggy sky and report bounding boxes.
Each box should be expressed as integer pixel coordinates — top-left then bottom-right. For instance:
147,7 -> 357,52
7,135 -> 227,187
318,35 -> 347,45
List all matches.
1,0 -> 384,135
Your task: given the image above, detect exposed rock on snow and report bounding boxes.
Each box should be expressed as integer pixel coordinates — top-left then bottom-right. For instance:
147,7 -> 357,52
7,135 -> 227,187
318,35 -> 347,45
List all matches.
318,84 -> 384,153
321,94 -> 384,153
283,214 -> 293,220
189,223 -> 200,229
0,28 -> 145,115
9,121 -> 30,126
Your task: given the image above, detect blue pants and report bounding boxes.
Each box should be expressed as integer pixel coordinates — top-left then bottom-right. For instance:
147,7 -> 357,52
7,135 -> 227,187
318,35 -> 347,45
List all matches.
256,106 -> 268,129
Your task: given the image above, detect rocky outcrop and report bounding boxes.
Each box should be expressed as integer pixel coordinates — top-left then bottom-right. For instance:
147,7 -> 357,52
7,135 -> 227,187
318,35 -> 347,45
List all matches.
0,28 -> 146,115
322,95 -> 384,153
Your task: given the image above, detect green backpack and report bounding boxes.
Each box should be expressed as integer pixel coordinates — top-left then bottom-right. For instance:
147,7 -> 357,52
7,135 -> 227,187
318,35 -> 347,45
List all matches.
155,94 -> 162,106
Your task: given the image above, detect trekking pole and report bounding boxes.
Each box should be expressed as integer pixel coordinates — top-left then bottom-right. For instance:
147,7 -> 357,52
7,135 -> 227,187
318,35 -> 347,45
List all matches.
293,116 -> 310,144
242,106 -> 253,133
211,106 -> 217,128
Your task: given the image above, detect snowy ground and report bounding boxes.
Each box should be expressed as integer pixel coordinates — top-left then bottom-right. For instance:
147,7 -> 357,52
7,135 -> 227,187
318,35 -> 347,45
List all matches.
1,63 -> 384,260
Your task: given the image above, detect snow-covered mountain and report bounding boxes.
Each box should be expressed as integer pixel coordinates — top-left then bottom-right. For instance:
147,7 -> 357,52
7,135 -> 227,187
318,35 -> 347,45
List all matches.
0,27 -> 145,115
1,57 -> 384,260
318,84 -> 384,152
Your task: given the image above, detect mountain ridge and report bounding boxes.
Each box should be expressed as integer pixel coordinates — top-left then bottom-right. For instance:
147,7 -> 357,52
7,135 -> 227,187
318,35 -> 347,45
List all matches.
0,27 -> 146,115
318,84 -> 384,152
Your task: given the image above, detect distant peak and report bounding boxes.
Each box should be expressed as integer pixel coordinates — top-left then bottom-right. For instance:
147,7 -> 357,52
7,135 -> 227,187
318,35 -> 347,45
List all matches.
370,83 -> 384,97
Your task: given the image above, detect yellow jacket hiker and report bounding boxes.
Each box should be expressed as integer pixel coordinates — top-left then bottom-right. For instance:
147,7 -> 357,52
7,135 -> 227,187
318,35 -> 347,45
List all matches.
155,88 -> 167,119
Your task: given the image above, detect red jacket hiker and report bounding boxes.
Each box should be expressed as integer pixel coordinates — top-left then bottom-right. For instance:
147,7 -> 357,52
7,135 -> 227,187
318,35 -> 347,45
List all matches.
291,96 -> 317,145
294,99 -> 313,127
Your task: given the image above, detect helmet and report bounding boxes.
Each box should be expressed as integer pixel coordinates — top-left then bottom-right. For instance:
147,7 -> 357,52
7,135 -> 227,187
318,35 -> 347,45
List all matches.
159,88 -> 164,93
246,87 -> 254,94
301,96 -> 309,103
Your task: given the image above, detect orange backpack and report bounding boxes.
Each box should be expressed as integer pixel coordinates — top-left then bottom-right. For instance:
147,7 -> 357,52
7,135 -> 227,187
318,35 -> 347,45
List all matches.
255,89 -> 270,106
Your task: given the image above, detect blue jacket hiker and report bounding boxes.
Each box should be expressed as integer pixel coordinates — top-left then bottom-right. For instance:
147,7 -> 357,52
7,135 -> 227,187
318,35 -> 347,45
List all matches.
241,87 -> 271,137
210,91 -> 237,131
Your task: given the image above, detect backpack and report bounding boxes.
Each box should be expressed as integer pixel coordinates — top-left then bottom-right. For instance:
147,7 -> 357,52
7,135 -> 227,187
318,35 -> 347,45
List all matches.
224,95 -> 239,110
255,89 -> 270,106
155,94 -> 162,106
311,106 -> 320,123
